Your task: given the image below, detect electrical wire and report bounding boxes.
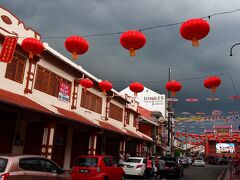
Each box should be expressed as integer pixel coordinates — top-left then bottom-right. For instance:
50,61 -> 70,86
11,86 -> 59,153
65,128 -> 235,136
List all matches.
16,7 -> 240,39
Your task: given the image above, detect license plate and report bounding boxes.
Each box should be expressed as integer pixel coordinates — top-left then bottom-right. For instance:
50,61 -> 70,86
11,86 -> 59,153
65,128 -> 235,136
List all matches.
79,169 -> 89,173
126,165 -> 133,168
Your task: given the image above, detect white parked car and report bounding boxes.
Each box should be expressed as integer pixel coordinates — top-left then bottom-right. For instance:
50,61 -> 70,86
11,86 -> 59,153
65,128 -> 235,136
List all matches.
123,157 -> 146,177
193,158 -> 205,167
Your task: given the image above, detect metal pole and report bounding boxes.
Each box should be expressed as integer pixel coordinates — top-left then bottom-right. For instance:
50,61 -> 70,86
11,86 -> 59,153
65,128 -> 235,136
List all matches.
185,128 -> 187,155
167,68 -> 171,148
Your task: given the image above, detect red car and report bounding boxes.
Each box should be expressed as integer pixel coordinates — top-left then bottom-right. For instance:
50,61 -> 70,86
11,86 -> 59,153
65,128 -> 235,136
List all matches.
71,155 -> 125,180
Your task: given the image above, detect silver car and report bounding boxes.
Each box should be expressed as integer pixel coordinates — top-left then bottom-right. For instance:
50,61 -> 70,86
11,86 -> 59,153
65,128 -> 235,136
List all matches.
0,154 -> 70,179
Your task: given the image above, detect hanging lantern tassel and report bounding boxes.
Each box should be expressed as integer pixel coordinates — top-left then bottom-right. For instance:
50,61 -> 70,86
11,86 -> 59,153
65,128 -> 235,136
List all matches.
83,87 -> 87,93
129,48 -> 136,57
192,38 -> 199,47
72,52 -> 78,60
102,90 -> 106,95
171,91 -> 176,97
211,87 -> 216,93
29,51 -> 34,59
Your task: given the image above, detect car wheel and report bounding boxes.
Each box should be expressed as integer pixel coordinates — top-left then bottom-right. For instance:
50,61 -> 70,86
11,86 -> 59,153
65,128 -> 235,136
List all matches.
103,177 -> 108,180
121,175 -> 125,180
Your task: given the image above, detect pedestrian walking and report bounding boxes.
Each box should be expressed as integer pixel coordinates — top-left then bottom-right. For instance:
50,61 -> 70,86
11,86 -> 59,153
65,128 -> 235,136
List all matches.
157,157 -> 165,180
146,155 -> 153,178
118,151 -> 124,166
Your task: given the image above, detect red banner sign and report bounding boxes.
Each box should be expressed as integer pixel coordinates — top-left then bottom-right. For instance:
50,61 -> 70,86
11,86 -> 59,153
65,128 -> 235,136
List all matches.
0,36 -> 18,63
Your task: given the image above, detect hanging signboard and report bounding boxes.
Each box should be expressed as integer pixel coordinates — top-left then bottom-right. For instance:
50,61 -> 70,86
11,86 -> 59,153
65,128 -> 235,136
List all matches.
0,36 -> 18,63
58,81 -> 71,102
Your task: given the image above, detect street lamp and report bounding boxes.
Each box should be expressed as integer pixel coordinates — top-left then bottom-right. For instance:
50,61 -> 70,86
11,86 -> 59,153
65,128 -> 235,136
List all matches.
167,68 -> 171,154
230,43 -> 240,56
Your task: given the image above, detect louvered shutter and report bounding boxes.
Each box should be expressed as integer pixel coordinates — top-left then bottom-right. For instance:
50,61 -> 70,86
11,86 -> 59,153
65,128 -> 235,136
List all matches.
15,60 -> 25,83
5,57 -> 17,80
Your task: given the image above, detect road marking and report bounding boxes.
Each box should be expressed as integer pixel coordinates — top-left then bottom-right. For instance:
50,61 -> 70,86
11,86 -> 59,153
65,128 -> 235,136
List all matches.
217,169 -> 226,180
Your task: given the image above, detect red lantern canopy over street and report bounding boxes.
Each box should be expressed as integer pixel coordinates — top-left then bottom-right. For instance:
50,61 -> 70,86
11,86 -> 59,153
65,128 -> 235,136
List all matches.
180,18 -> 210,47
204,76 -> 221,93
165,80 -> 182,96
129,82 -> 144,96
65,35 -> 89,60
21,38 -> 44,59
120,30 -> 146,57
80,78 -> 93,91
98,80 -> 112,94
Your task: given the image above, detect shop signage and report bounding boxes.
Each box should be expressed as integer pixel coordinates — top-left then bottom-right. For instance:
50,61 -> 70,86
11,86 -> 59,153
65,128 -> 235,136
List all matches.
0,36 -> 18,63
58,81 -> 71,102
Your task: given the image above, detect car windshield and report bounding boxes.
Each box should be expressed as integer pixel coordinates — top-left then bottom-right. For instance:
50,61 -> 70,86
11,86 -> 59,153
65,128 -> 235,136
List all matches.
0,158 -> 8,173
125,159 -> 141,163
74,157 -> 98,167
165,161 -> 176,167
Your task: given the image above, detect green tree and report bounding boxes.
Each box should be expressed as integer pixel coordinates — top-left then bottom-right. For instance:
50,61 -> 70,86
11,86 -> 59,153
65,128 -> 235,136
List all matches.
174,149 -> 181,157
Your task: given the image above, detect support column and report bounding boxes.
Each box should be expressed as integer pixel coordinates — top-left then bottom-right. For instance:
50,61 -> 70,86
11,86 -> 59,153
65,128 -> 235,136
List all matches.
105,97 -> 111,121
41,121 -> 56,159
71,79 -> 79,110
88,133 -> 97,155
24,58 -> 39,94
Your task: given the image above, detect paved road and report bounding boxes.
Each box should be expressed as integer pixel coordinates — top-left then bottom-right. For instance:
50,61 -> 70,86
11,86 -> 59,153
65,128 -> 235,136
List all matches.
126,164 -> 228,180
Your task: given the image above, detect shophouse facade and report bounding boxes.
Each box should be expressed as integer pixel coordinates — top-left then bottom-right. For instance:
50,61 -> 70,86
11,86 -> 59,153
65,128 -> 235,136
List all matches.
0,6 -> 153,169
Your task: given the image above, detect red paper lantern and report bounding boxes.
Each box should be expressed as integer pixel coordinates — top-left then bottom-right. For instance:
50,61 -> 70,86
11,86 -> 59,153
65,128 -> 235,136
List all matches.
204,76 -> 221,93
120,30 -> 146,57
129,82 -> 144,96
180,18 -> 210,47
166,80 -> 182,96
65,36 -> 89,60
80,78 -> 93,91
21,38 -> 44,59
98,80 -> 112,94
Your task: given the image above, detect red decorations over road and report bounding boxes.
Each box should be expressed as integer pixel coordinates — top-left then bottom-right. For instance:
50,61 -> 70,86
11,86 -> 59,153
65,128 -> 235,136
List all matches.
80,78 -> 93,91
204,76 -> 221,93
206,97 -> 220,101
120,30 -> 146,57
98,80 -> 112,94
21,38 -> 44,59
229,96 -> 240,100
166,80 -> 182,96
129,82 -> 144,96
185,98 -> 199,102
180,18 -> 210,47
65,36 -> 89,60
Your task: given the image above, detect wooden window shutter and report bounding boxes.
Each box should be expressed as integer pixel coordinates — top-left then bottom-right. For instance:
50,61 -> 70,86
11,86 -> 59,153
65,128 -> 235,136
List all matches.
15,60 -> 25,83
42,70 -> 50,92
49,73 -> 56,96
34,66 -> 44,91
5,58 -> 17,80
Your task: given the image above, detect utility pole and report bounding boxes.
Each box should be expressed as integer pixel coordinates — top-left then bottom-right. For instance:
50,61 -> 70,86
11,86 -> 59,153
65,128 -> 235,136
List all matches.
167,68 -> 171,155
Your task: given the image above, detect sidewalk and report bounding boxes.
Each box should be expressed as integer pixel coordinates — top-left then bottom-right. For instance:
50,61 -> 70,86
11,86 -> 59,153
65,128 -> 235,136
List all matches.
223,169 -> 240,180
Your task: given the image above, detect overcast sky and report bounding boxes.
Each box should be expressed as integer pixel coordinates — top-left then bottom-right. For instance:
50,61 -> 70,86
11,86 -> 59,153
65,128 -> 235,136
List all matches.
2,0 -> 240,123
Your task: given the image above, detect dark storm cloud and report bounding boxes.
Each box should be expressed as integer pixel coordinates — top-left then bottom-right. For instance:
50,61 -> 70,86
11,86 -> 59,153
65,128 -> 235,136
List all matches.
1,0 -> 240,122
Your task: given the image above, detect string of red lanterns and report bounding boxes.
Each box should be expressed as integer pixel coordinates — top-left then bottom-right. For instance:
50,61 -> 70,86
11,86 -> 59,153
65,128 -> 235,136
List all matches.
180,18 -> 210,47
21,37 -> 44,59
204,76 -> 221,93
165,80 -> 182,96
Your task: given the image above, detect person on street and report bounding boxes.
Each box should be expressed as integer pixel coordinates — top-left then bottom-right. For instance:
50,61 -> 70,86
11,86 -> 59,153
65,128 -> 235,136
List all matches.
118,152 -> 124,166
146,155 -> 153,178
157,157 -> 165,180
